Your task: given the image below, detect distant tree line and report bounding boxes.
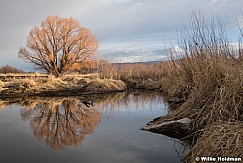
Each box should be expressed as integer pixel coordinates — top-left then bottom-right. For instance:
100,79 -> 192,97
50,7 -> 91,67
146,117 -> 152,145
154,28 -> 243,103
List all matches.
0,65 -> 24,73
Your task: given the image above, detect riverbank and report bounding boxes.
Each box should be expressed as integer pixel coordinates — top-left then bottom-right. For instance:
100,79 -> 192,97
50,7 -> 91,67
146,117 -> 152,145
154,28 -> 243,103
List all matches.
0,74 -> 127,98
141,55 -> 243,161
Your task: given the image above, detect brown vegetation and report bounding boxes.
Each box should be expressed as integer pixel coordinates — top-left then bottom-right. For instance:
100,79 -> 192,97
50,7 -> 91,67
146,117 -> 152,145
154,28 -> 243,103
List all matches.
183,121 -> 243,162
71,59 -> 98,74
144,12 -> 243,162
0,65 -> 23,73
18,16 -> 98,77
0,74 -> 126,97
99,61 -> 171,90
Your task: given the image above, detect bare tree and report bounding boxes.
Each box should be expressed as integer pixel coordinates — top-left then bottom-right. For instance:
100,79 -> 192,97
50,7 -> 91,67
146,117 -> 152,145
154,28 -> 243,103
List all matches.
18,16 -> 98,77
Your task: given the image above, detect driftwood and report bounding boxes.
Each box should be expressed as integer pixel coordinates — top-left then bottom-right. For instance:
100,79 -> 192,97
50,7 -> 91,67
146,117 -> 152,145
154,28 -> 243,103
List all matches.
141,118 -> 192,139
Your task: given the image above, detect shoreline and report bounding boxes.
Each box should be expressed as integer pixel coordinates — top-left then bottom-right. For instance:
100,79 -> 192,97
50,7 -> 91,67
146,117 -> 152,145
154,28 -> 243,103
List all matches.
0,88 -> 126,99
0,75 -> 127,99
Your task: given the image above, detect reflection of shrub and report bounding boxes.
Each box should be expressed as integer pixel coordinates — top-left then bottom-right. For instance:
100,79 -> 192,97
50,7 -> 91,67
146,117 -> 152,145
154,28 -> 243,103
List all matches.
0,65 -> 23,73
0,101 -> 7,110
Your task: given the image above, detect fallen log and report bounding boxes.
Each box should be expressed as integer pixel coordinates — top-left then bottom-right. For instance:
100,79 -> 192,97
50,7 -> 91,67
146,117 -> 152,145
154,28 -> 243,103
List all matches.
141,118 -> 192,139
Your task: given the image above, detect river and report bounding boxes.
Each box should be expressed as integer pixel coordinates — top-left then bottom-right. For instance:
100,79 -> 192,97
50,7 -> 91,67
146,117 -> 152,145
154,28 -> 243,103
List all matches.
0,91 -> 187,163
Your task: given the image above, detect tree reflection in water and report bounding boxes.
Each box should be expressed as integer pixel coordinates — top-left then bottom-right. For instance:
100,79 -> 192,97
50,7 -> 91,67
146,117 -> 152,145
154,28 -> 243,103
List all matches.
1,92 -> 165,149
20,98 -> 101,150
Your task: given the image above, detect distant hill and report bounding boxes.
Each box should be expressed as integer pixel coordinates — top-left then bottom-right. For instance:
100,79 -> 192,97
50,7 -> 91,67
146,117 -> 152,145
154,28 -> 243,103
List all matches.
111,60 -> 164,66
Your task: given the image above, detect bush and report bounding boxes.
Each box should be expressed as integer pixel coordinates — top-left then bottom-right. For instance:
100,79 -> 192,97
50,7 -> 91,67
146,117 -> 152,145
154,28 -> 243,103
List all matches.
0,65 -> 23,73
98,61 -> 171,89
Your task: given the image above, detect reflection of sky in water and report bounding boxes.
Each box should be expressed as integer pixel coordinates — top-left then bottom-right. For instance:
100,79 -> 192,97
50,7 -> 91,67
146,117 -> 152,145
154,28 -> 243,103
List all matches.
0,93 -> 186,163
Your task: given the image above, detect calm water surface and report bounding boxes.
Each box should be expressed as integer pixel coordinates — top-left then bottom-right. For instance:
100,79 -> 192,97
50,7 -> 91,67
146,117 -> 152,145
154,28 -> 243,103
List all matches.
0,92 -> 186,163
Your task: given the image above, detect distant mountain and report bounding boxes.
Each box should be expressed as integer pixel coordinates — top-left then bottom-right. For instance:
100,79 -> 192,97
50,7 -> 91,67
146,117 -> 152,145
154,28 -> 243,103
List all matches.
111,60 -> 164,66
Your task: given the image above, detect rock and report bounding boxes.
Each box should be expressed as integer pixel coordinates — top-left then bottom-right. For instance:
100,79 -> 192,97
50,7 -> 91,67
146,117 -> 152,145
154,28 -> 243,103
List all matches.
141,118 -> 192,138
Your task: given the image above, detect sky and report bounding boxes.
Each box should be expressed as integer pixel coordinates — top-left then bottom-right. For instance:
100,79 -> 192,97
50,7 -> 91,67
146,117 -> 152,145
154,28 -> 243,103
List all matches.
0,0 -> 243,71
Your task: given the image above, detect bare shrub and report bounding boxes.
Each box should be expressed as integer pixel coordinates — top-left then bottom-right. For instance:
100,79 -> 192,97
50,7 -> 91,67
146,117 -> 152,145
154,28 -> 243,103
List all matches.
98,60 -> 172,89
0,65 -> 23,73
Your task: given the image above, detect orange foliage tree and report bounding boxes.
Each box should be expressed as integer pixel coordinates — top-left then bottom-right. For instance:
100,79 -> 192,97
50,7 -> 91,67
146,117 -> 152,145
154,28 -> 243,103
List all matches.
71,59 -> 98,73
18,16 -> 98,77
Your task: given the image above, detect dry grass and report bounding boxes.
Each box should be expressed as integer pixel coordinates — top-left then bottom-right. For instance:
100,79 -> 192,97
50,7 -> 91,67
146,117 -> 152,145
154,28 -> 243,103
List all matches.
0,74 -> 127,96
158,55 -> 243,128
148,12 -> 243,162
183,121 -> 243,163
99,61 -> 172,89
0,72 -> 48,77
40,77 -> 68,88
0,80 -> 5,91
156,43 -> 243,163
155,13 -> 243,131
0,79 -> 38,94
84,78 -> 127,92
15,78 -> 37,88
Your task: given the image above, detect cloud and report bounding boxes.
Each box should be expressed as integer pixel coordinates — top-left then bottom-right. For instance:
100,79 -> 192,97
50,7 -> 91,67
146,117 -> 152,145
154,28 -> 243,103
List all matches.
0,0 -> 242,69
98,38 -> 178,63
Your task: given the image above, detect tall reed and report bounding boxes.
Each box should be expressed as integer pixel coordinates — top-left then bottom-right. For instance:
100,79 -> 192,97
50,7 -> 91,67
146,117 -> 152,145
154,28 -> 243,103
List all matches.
157,12 -> 243,162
